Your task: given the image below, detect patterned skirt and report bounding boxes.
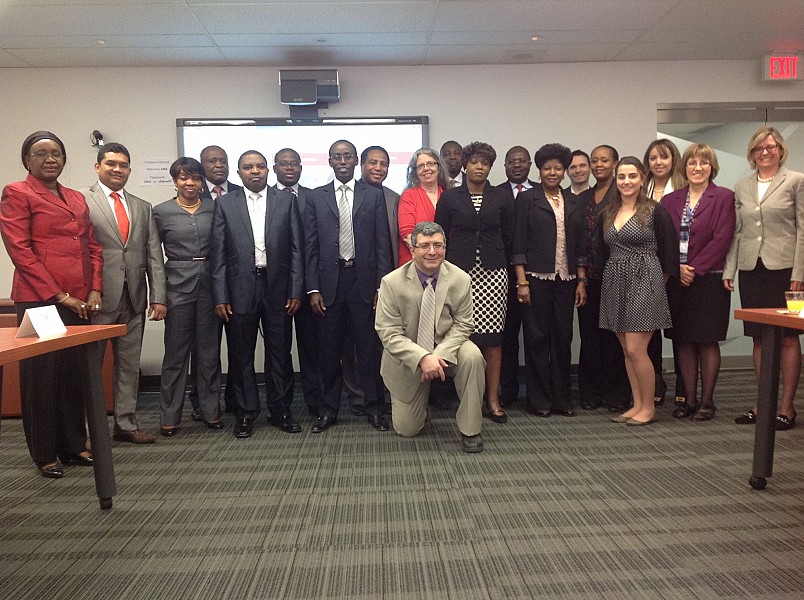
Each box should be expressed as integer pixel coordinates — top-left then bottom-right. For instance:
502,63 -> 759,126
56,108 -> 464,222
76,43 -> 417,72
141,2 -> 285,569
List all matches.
468,252 -> 508,347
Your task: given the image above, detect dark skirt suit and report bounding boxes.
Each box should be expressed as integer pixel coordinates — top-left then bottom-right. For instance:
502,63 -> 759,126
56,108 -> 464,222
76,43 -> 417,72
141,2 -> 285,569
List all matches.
435,182 -> 515,347
576,185 -> 630,410
154,198 -> 221,426
0,174 -> 104,465
512,187 -> 586,413
661,183 -> 736,342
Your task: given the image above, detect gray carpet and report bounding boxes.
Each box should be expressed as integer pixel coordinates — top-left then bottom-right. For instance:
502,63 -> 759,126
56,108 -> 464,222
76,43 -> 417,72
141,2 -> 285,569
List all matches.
2,369 -> 804,599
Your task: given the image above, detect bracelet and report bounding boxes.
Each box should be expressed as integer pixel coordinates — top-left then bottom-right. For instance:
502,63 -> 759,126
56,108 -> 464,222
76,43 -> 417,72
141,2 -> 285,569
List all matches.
57,292 -> 70,304
577,277 -> 588,284
516,281 -> 528,288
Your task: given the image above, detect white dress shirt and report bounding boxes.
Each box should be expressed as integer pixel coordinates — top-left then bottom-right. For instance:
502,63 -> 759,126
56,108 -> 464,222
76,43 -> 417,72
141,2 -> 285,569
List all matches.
98,180 -> 130,223
246,186 -> 268,268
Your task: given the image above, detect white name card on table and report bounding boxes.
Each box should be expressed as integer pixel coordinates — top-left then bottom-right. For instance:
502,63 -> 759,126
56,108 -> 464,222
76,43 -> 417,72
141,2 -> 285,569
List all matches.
16,305 -> 67,338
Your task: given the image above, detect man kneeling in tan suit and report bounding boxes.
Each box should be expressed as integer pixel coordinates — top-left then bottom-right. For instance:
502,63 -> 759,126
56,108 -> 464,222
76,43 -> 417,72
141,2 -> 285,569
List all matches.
375,221 -> 485,452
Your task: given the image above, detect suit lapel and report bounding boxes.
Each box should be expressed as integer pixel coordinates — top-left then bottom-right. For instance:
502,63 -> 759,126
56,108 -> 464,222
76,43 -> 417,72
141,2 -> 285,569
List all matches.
89,182 -> 123,244
693,183 -> 715,220
264,187 -> 276,238
233,190 -> 255,245
762,168 -> 787,203
324,182 -> 339,219
434,263 -> 449,328
352,180 -> 365,217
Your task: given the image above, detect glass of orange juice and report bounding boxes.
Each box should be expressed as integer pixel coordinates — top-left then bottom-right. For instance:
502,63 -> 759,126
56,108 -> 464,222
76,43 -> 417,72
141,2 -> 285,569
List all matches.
784,291 -> 804,313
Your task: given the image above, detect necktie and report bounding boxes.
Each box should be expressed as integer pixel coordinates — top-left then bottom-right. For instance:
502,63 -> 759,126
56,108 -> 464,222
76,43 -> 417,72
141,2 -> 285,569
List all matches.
515,183 -> 524,197
213,185 -> 223,198
285,187 -> 297,197
111,191 -> 129,243
337,184 -> 354,260
417,277 -> 436,352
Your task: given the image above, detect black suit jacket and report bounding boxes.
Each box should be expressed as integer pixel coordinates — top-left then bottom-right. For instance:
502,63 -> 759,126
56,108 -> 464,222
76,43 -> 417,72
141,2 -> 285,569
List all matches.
494,179 -> 538,203
201,180 -> 242,200
511,187 -> 586,273
210,186 -> 303,313
434,182 -> 515,272
304,179 -> 393,306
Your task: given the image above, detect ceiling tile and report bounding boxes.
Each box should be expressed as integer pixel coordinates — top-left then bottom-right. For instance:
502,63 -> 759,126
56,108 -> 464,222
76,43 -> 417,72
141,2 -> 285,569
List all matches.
9,46 -> 228,68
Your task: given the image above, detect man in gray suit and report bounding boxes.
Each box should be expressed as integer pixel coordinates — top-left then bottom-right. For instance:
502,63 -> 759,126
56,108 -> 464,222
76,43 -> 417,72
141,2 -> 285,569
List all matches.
374,221 -> 485,453
210,150 -> 304,439
84,142 -> 167,444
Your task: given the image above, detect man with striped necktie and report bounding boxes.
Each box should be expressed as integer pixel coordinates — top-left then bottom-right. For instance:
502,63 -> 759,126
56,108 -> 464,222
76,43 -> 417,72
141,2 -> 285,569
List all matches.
375,221 -> 486,453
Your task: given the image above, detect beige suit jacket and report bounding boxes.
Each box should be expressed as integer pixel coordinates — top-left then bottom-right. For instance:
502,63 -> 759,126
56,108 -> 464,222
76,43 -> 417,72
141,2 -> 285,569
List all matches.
83,182 -> 166,312
724,167 -> 804,281
375,260 -> 474,403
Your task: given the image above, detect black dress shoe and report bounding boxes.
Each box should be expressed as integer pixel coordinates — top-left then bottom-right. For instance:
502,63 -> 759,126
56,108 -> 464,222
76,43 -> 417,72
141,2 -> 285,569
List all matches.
234,418 -> 254,438
311,416 -> 336,433
190,410 -> 204,422
367,414 -> 389,431
270,413 -> 301,433
554,409 -> 576,417
62,453 -> 93,466
37,463 -> 64,479
533,409 -> 551,418
160,427 -> 178,437
206,421 -> 224,430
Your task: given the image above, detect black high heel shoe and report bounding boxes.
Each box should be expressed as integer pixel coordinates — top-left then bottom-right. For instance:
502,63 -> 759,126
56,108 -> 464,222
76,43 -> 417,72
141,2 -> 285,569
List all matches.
776,412 -> 797,431
62,453 -> 93,466
37,462 -> 64,479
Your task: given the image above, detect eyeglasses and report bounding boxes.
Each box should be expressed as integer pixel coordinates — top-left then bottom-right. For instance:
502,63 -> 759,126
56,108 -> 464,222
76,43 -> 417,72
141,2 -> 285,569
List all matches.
331,153 -> 355,162
29,150 -> 64,160
413,242 -> 445,251
416,161 -> 438,171
275,161 -> 301,168
752,143 -> 779,155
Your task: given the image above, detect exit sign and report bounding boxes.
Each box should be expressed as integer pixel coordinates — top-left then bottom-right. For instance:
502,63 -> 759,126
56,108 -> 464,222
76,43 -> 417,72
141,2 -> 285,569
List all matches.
763,54 -> 800,81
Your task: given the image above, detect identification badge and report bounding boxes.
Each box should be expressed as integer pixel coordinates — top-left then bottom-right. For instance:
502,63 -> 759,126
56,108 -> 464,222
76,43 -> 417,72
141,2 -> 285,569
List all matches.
679,239 -> 689,255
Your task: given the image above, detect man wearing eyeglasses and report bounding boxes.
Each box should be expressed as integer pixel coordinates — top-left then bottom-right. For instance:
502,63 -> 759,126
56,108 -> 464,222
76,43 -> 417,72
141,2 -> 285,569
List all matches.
304,140 -> 394,432
375,221 -> 485,453
496,146 -> 536,408
272,148 -> 321,419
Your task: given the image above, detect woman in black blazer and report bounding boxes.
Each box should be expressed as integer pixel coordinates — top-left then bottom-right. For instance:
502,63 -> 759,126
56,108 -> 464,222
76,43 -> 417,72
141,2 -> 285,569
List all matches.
512,144 -> 587,417
435,142 -> 515,422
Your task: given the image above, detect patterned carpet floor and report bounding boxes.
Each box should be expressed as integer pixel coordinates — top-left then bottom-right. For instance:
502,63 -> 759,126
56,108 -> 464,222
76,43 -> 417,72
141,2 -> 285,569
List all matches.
1,369 -> 804,599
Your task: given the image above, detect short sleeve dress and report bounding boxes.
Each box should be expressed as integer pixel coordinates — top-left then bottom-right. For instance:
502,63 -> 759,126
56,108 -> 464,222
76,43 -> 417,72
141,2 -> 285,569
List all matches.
600,205 -> 672,332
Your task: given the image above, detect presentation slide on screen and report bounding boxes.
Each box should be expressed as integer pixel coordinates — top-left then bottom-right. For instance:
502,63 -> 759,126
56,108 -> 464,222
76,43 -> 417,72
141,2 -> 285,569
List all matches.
179,117 -> 428,193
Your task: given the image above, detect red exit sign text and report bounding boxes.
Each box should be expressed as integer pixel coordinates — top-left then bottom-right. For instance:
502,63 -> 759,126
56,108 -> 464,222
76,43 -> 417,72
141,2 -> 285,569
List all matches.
763,55 -> 801,81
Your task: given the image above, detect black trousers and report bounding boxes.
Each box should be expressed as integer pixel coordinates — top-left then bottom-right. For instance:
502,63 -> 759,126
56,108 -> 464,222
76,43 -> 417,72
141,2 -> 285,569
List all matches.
499,269 -> 522,402
521,277 -> 576,412
317,265 -> 384,419
293,300 -> 322,415
16,301 -> 90,465
576,278 -> 630,409
227,273 -> 295,420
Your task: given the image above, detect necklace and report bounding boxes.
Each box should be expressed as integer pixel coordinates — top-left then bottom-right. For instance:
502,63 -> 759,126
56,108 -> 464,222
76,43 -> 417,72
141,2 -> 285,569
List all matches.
544,189 -> 561,206
176,197 -> 201,209
757,174 -> 775,183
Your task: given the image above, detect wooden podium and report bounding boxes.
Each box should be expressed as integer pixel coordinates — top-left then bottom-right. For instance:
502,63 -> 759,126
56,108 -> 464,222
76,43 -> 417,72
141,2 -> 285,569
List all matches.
0,324 -> 126,509
734,308 -> 804,491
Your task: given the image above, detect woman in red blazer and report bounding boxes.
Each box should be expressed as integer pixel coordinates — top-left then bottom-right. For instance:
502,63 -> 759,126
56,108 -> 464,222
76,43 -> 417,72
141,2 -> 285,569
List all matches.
0,131 -> 103,478
397,148 -> 449,266
661,144 -> 735,421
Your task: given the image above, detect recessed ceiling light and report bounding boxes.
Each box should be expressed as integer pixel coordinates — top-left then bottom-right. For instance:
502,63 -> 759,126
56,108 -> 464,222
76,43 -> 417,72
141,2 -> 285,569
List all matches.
531,35 -> 540,42
96,39 -> 106,46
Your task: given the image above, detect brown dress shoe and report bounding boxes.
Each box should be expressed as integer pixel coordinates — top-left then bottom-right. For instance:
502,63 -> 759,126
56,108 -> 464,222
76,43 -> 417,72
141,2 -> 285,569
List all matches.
113,429 -> 157,444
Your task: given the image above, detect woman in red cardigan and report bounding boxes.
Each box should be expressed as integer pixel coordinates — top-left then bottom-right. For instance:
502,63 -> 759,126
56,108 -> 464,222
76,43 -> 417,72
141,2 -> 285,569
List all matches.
0,131 -> 103,478
397,148 -> 449,265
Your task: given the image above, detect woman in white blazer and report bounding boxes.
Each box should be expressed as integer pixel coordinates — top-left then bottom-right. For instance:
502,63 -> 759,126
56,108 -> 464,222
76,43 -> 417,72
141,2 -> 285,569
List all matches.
724,127 -> 804,430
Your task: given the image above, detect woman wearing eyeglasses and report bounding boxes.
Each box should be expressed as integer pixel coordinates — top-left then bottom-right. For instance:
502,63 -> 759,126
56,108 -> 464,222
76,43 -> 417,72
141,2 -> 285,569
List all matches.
0,131 -> 103,478
725,126 -> 804,430
397,148 -> 449,266
435,142 -> 515,422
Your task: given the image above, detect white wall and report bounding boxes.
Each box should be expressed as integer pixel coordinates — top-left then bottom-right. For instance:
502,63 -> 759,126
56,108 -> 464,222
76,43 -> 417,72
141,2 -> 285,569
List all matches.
1,60 -> 801,374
